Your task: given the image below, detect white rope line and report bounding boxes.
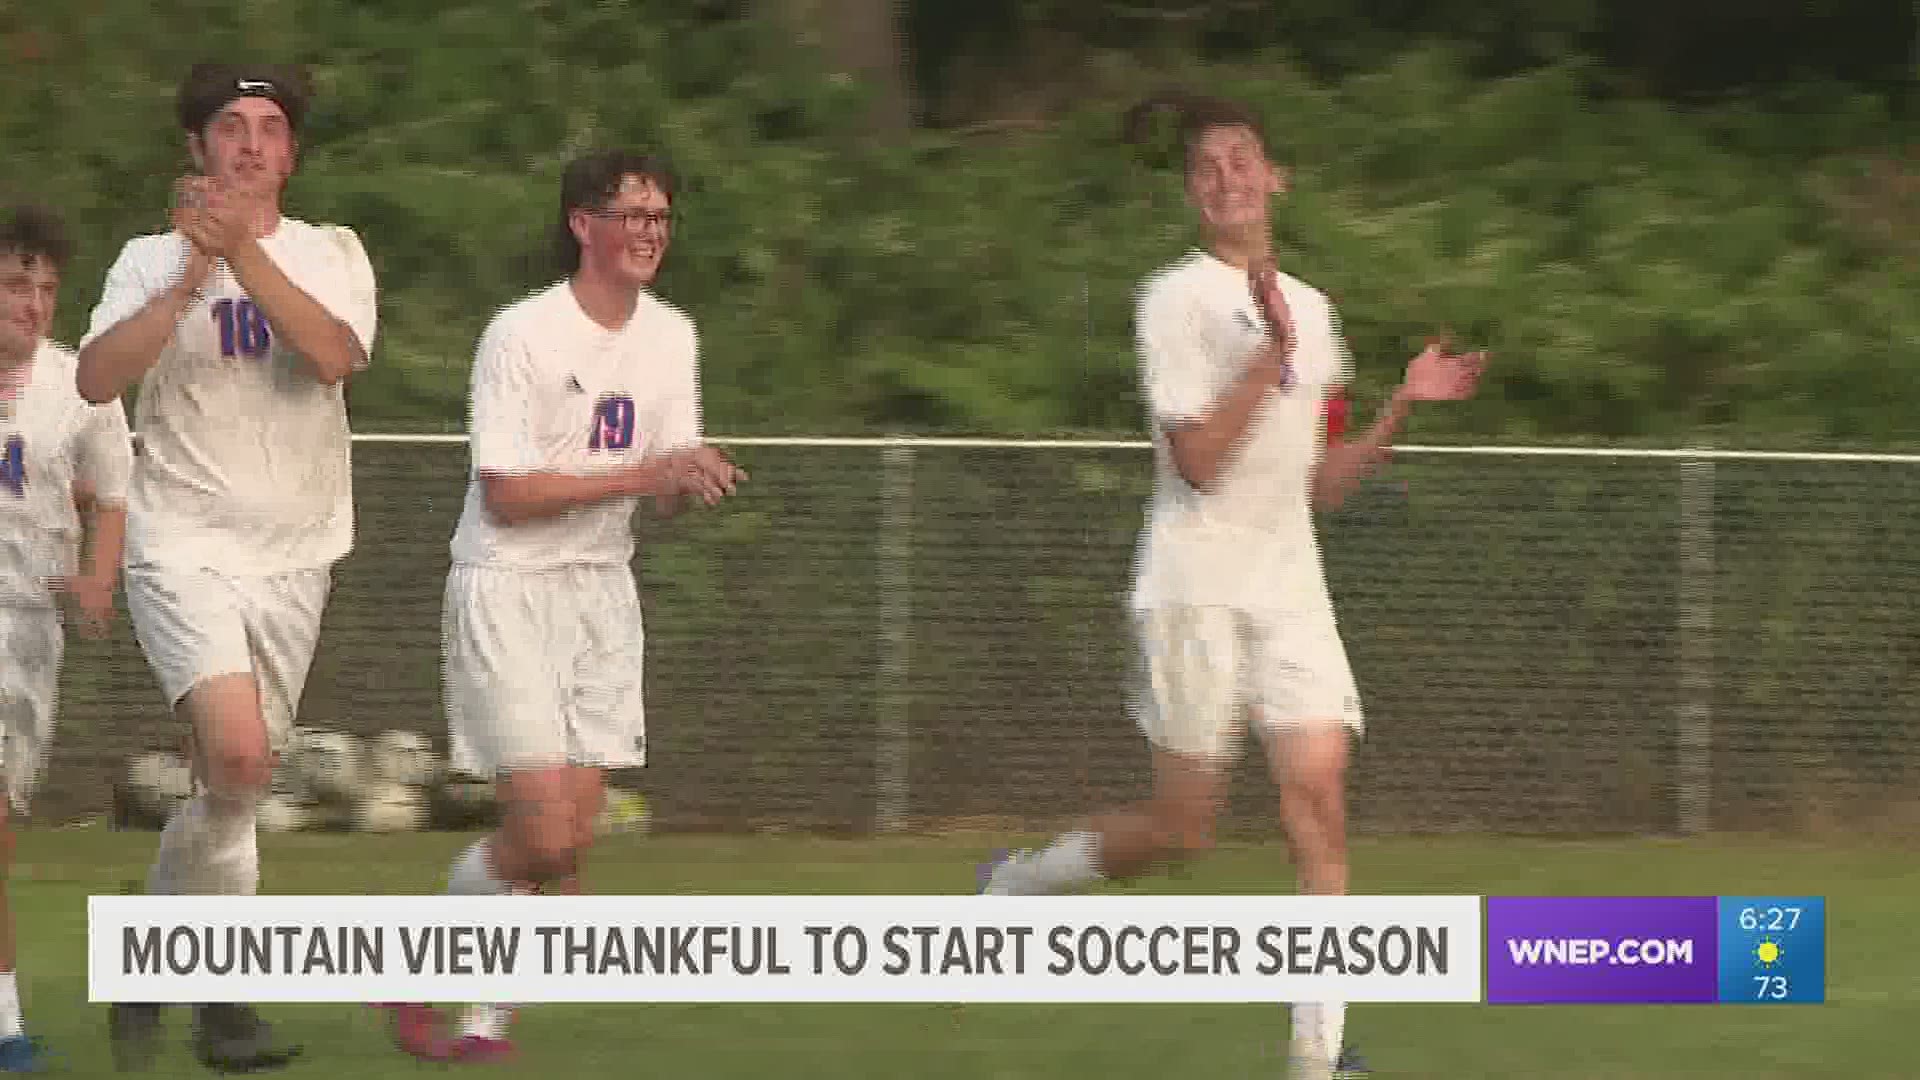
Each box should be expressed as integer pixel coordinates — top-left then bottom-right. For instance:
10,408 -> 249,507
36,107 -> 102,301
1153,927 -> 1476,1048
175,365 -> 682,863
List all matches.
341,433 -> 1920,463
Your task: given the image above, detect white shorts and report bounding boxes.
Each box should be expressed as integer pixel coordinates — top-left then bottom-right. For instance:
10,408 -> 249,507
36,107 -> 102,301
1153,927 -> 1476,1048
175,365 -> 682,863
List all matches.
0,607 -> 62,816
442,563 -> 647,778
1130,603 -> 1364,762
125,565 -> 331,754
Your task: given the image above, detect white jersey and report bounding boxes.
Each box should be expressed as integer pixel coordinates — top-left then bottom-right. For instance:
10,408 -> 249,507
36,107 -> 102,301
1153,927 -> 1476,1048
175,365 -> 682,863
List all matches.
78,219 -> 378,574
448,281 -> 702,569
0,341 -> 133,608
1130,250 -> 1354,613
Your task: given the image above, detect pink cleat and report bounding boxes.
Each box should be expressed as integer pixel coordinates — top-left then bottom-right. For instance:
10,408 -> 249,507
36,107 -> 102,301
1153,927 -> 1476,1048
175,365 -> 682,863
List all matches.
447,1035 -> 516,1064
377,1002 -> 460,1062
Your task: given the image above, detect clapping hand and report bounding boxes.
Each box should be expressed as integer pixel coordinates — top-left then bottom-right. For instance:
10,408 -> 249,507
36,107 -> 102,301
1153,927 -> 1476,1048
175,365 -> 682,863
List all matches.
1247,258 -> 1295,389
1248,258 -> 1293,350
168,177 -> 219,291
669,446 -> 748,507
1401,336 -> 1488,402
171,175 -> 251,261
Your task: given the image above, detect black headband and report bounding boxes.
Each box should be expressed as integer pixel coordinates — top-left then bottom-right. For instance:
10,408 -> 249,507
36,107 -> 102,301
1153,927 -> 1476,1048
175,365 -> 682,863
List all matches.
177,65 -> 310,134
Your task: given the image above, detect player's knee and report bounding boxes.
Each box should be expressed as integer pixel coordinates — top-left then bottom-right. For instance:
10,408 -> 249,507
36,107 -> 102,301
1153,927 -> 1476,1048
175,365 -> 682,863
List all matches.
202,746 -> 273,799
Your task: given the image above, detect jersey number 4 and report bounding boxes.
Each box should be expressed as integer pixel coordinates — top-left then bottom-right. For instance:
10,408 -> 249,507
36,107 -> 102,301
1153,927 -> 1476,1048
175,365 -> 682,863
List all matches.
212,298 -> 273,360
590,395 -> 637,451
0,435 -> 23,497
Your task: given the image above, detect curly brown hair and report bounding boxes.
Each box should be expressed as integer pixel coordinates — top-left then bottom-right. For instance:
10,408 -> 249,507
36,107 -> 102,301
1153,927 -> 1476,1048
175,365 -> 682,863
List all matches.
0,203 -> 70,271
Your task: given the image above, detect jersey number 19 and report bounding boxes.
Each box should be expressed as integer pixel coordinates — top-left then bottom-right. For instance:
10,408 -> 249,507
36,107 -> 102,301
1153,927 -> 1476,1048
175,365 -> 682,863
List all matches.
590,395 -> 637,451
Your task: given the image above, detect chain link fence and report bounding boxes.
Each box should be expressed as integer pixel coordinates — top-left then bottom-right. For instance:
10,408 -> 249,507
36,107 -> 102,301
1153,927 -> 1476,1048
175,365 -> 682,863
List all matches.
40,438 -> 1920,836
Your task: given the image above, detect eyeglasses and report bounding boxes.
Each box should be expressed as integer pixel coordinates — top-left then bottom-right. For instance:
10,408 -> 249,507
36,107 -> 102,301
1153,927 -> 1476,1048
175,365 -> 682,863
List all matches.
584,207 -> 673,233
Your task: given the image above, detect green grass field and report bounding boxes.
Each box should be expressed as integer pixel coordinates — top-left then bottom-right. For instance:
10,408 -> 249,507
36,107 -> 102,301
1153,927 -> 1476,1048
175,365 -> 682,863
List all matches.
8,827 -> 1910,1078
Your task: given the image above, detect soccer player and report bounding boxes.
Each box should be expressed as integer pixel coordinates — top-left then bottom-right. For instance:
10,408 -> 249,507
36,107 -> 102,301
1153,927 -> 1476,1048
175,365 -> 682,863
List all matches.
976,94 -> 1487,1080
0,203 -> 132,1072
75,63 -> 377,1073
386,150 -> 745,1064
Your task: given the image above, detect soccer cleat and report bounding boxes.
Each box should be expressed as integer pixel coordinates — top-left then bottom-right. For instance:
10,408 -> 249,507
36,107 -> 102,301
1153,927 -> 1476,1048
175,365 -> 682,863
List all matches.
0,1034 -> 60,1072
380,1003 -> 458,1062
1332,1045 -> 1370,1079
975,850 -> 1012,895
447,1035 -> 515,1064
191,1003 -> 302,1073
108,1002 -> 165,1072
380,1003 -> 517,1065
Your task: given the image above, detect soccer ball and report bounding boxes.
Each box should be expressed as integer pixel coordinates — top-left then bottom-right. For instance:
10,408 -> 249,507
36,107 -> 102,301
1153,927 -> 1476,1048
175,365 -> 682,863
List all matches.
122,751 -> 194,828
594,789 -> 652,836
256,795 -> 313,833
292,729 -> 367,803
352,782 -> 430,833
370,730 -> 440,788
128,751 -> 194,802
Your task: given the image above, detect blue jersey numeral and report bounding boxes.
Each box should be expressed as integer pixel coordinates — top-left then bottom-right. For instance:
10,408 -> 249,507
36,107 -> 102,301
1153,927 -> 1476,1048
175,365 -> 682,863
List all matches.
212,298 -> 272,360
590,394 -> 637,451
0,435 -> 23,497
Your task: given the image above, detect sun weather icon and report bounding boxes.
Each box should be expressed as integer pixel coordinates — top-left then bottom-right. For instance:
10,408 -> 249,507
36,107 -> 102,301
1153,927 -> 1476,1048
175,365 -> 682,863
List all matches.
1754,938 -> 1782,968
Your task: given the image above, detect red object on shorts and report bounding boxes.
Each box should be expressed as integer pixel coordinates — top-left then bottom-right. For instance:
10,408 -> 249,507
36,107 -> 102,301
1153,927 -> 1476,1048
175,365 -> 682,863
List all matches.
1323,393 -> 1351,440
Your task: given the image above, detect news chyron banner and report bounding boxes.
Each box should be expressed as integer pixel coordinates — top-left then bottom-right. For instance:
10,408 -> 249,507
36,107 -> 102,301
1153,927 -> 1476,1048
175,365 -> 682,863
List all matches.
1485,895 -> 1826,1005
89,895 -> 1483,1004
85,895 -> 1823,1005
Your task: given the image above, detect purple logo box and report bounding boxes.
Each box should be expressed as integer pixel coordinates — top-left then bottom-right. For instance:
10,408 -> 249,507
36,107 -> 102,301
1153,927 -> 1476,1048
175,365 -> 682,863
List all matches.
1486,897 -> 1718,1004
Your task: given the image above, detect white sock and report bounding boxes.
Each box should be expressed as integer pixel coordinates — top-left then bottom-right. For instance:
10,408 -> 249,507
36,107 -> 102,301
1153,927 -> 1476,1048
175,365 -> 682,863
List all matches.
146,799 -> 197,895
148,795 -> 257,896
0,970 -> 21,1039
457,1003 -> 510,1040
447,840 -> 518,1036
1291,1002 -> 1345,1061
446,840 -> 510,897
209,804 -> 260,896
988,831 -> 1103,896
1319,1001 -> 1346,1059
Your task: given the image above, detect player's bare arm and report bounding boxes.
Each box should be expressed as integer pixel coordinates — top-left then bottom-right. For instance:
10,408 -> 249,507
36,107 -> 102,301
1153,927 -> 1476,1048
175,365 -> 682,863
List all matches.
53,482 -> 125,640
481,446 -> 745,526
74,272 -> 202,404
179,181 -> 364,385
1161,258 -> 1297,493
1164,341 -> 1291,493
74,184 -> 214,403
1312,341 -> 1488,510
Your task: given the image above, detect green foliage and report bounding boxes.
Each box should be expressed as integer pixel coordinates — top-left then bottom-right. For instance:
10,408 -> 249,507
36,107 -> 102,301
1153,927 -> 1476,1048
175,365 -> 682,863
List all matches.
1,7 -> 1914,446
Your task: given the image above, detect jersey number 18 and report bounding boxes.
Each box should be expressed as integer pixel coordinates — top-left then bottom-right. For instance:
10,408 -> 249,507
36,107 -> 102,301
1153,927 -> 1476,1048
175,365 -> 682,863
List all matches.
212,299 -> 273,360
